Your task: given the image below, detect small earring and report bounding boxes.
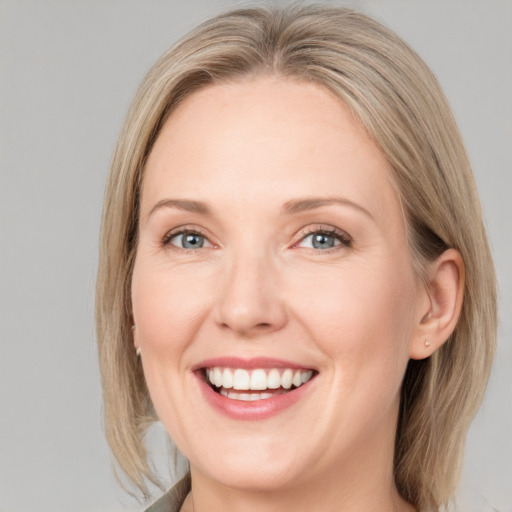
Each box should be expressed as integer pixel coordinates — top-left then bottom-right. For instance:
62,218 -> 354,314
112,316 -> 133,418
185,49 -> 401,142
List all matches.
425,340 -> 432,347
131,325 -> 135,331
136,346 -> 141,357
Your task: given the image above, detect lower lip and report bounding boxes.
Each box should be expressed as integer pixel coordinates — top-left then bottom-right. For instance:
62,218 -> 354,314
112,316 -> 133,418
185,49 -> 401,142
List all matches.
195,372 -> 315,421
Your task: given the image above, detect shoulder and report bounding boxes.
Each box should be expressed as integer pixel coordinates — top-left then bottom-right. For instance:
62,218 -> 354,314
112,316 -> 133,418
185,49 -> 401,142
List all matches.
143,474 -> 191,512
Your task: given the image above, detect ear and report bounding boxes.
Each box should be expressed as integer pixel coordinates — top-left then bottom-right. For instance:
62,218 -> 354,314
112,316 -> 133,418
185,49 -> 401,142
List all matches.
130,313 -> 138,349
409,249 -> 465,360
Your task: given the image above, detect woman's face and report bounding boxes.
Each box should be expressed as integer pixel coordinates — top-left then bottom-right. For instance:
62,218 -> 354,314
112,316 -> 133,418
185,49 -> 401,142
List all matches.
132,76 -> 426,491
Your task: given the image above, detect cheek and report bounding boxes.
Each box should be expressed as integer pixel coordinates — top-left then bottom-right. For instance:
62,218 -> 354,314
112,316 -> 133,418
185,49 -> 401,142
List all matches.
131,262 -> 213,355
130,261 -> 214,442
289,259 -> 417,384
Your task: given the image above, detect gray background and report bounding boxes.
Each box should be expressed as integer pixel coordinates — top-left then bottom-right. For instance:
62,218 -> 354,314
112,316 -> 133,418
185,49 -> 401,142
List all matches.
0,0 -> 510,511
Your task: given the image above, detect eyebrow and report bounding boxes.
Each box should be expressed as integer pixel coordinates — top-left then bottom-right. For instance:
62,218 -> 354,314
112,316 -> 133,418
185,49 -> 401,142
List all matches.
146,196 -> 373,222
147,199 -> 211,220
281,197 -> 374,220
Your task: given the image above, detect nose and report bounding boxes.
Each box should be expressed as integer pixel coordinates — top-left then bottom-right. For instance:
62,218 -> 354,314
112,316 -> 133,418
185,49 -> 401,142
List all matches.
215,253 -> 288,337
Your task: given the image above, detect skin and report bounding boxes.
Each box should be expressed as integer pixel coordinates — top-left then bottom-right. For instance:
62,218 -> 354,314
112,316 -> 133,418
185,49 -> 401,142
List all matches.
132,76 -> 463,511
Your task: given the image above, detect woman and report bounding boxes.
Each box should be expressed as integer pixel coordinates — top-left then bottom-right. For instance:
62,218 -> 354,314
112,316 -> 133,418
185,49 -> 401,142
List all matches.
96,5 -> 497,511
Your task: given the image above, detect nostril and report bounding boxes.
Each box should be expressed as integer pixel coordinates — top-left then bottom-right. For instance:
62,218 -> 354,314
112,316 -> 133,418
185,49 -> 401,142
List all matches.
218,321 -> 275,336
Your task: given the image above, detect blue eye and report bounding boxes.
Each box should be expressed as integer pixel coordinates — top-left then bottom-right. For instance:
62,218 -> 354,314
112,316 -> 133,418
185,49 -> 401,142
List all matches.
168,231 -> 209,249
297,229 -> 350,250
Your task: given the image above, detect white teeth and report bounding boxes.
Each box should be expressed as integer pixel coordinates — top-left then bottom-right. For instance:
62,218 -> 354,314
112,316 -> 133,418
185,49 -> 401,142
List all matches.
223,368 -> 233,389
221,391 -> 276,401
214,367 -> 223,388
233,369 -> 250,390
301,370 -> 313,383
281,369 -> 293,389
250,369 -> 268,390
206,367 -> 314,393
267,369 -> 281,389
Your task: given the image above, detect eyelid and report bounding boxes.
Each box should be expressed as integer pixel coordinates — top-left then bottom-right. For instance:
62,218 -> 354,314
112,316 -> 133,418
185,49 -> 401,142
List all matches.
160,223 -> 351,251
162,225 -> 216,249
293,224 -> 352,249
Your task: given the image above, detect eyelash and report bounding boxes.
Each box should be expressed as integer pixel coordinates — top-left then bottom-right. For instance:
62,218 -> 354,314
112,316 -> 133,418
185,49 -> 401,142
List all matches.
162,225 -> 352,252
162,227 -> 210,251
294,226 -> 352,251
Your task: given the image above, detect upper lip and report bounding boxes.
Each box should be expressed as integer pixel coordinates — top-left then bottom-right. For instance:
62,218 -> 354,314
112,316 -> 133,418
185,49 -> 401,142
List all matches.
192,356 -> 316,371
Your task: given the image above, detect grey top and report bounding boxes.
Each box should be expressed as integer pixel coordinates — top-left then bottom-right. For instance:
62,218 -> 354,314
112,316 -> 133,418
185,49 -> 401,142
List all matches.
144,474 -> 191,512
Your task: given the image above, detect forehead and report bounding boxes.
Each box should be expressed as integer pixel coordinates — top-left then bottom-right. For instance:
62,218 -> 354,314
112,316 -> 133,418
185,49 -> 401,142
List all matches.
142,76 -> 402,229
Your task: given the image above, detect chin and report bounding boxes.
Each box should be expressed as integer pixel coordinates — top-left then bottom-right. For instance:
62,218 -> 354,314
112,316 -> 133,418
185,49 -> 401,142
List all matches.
201,460 -> 301,492
188,436 -> 310,492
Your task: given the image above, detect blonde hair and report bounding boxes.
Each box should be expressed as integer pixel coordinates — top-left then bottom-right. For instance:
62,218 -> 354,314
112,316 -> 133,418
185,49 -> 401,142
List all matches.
96,5 -> 497,510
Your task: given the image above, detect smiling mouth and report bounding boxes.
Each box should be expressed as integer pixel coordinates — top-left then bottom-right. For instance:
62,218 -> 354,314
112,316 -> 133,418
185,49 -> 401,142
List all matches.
202,367 -> 315,402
